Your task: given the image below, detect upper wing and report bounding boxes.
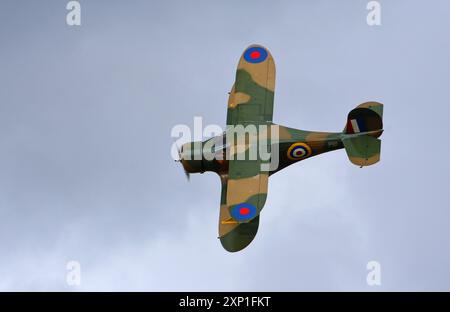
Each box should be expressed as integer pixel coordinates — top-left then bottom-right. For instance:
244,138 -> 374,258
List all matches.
226,45 -> 276,125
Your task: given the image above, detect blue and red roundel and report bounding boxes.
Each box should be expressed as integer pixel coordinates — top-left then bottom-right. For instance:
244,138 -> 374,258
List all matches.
230,202 -> 257,222
287,142 -> 312,160
243,46 -> 268,64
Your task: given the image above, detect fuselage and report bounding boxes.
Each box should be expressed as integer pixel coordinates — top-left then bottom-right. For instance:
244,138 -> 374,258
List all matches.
180,124 -> 345,177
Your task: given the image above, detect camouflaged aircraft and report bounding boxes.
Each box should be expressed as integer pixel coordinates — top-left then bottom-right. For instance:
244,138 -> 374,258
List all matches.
177,44 -> 383,252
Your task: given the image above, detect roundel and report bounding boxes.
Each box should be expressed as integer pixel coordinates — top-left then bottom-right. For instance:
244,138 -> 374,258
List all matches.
287,143 -> 312,160
230,202 -> 257,222
243,46 -> 268,64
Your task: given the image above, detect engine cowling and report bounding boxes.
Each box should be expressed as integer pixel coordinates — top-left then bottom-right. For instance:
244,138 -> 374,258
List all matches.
180,140 -> 228,174
180,141 -> 205,174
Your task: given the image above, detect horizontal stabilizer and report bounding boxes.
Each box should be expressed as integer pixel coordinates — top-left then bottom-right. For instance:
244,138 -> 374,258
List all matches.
342,134 -> 381,167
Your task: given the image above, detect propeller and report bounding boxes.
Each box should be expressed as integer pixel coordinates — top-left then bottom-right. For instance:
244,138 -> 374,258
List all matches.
175,145 -> 190,181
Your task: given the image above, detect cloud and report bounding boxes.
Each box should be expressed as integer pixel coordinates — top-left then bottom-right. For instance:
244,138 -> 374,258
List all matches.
1,0 -> 450,291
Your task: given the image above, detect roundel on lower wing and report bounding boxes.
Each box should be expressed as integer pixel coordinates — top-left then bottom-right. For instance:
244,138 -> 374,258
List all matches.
243,46 -> 268,64
230,203 -> 257,222
287,142 -> 312,160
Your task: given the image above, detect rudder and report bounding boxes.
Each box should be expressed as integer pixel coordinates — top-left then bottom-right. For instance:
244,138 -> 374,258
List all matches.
344,102 -> 383,134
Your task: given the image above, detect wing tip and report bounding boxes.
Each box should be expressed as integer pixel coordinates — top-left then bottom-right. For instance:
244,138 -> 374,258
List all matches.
219,216 -> 260,252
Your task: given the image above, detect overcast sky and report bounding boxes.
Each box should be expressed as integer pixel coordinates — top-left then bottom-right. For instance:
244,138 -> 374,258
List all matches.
1,0 -> 450,291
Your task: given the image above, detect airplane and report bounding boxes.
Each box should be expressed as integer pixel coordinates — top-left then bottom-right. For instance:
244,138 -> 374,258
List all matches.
177,44 -> 383,252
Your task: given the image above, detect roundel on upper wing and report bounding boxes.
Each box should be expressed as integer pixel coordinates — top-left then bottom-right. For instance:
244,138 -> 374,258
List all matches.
230,202 -> 257,222
287,142 -> 312,160
243,46 -> 268,64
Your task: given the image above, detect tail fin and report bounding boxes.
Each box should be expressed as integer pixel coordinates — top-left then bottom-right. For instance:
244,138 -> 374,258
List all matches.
342,102 -> 383,167
344,102 -> 383,134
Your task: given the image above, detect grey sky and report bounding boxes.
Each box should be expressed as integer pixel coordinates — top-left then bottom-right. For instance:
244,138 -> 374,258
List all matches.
1,0 -> 450,291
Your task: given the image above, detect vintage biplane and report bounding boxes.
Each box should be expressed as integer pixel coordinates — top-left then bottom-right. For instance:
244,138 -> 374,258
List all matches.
177,45 -> 383,252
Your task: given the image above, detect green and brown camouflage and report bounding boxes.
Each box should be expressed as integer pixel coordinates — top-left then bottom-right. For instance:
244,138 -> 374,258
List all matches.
179,45 -> 384,252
